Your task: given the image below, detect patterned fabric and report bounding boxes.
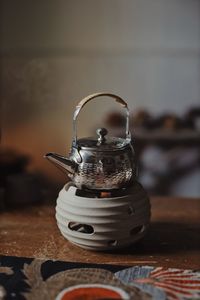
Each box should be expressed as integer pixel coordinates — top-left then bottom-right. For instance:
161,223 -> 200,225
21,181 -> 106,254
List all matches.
0,256 -> 200,300
116,266 -> 200,300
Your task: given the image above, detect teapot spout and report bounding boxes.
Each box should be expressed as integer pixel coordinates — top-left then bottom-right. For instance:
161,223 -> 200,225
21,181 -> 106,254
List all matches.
44,152 -> 75,174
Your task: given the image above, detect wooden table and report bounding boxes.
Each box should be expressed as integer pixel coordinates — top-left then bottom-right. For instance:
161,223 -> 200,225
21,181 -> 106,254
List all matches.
0,197 -> 200,270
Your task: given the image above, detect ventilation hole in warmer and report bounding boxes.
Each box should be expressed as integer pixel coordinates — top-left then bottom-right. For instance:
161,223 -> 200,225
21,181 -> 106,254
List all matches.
68,222 -> 94,234
127,206 -> 135,215
130,225 -> 145,236
108,240 -> 118,247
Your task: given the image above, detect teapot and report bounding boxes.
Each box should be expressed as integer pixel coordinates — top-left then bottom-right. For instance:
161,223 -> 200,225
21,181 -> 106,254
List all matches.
45,92 -> 137,190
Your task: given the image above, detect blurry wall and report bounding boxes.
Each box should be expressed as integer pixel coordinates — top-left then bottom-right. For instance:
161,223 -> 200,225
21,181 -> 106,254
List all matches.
1,0 -> 200,188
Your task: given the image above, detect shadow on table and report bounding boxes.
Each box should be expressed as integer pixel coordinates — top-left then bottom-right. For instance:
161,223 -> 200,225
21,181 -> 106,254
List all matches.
115,221 -> 200,255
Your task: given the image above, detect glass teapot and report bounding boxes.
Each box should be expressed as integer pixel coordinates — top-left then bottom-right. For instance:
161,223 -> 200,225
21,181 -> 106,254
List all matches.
45,92 -> 137,190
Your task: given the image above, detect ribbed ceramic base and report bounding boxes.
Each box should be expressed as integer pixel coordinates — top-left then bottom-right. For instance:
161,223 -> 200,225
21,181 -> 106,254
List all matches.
55,182 -> 151,251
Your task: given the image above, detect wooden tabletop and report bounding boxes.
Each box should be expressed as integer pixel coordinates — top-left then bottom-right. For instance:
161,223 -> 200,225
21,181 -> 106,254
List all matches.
0,197 -> 200,270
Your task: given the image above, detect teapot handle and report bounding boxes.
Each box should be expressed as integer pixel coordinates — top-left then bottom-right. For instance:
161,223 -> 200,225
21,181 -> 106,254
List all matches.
72,92 -> 131,146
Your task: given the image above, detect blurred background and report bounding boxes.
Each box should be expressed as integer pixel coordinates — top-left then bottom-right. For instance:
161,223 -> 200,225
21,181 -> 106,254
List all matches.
0,0 -> 200,208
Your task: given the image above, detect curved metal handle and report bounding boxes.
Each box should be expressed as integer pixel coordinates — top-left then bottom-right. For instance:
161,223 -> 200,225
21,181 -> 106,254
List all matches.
72,92 -> 131,146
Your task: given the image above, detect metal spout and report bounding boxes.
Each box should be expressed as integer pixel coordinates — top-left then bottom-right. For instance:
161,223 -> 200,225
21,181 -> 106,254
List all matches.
44,152 -> 75,174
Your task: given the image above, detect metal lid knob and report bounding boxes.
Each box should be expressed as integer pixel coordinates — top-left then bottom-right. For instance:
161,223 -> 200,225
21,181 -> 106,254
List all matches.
96,128 -> 108,144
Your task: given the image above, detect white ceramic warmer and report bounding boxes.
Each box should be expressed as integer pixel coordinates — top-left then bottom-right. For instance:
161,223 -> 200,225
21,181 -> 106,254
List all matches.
55,181 -> 151,251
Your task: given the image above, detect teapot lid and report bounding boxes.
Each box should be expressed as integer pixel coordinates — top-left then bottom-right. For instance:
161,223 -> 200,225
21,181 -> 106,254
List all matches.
76,128 -> 130,151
